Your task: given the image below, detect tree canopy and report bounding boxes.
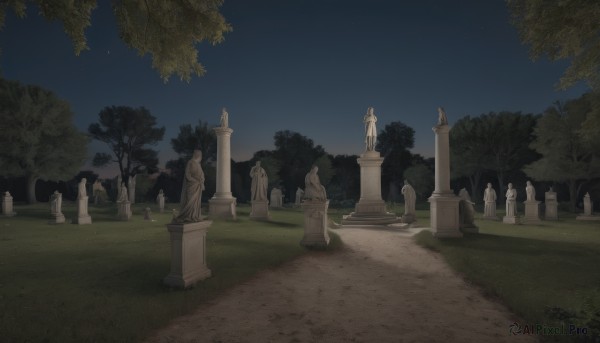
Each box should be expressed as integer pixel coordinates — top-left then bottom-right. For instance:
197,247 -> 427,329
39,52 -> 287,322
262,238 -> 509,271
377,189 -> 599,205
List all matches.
0,0 -> 231,81
375,121 -> 415,200
88,106 -> 165,183
0,78 -> 88,203
508,0 -> 600,89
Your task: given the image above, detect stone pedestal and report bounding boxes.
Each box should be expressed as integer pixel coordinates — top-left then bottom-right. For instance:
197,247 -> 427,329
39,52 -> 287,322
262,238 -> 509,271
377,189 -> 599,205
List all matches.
49,213 -> 65,224
300,200 -> 330,248
73,196 -> 92,224
401,213 -> 416,224
209,127 -> 237,219
163,221 -> 212,288
544,191 -> 558,220
117,200 -> 132,221
523,200 -> 542,224
429,124 -> 462,238
250,200 -> 270,220
2,193 -> 16,217
342,150 -> 400,226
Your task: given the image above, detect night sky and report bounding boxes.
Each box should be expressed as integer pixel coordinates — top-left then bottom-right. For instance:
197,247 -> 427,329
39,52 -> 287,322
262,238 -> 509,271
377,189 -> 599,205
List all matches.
0,0 -> 590,178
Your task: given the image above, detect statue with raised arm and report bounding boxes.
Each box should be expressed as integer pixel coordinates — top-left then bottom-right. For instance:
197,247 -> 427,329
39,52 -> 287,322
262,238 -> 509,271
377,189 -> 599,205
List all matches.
173,150 -> 205,223
363,107 -> 377,151
250,161 -> 268,201
304,166 -> 327,201
220,107 -> 229,128
437,107 -> 448,126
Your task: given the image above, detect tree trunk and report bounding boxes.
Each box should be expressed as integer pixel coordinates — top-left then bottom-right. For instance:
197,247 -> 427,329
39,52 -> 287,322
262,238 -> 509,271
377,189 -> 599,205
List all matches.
568,179 -> 577,213
496,171 -> 505,205
27,174 -> 38,204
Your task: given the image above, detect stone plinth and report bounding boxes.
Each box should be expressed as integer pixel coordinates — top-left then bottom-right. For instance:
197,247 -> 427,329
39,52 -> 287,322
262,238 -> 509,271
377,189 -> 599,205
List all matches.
209,127 -> 237,219
300,200 -> 330,248
250,200 -> 270,220
49,213 -> 65,224
544,191 -> 558,220
429,193 -> 462,238
209,197 -> 237,220
73,196 -> 92,224
401,213 -> 416,224
522,200 -> 542,224
2,193 -> 16,217
117,200 -> 132,221
163,221 -> 212,288
502,215 -> 519,224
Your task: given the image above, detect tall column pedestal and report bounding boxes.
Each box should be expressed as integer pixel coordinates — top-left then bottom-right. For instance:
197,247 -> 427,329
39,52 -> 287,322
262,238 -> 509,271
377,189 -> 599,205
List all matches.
301,200 -> 330,248
209,127 -> 237,219
163,221 -> 212,288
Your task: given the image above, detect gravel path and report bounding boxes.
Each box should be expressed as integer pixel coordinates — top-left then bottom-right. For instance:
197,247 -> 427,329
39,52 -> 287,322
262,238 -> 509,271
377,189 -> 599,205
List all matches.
146,227 -> 536,343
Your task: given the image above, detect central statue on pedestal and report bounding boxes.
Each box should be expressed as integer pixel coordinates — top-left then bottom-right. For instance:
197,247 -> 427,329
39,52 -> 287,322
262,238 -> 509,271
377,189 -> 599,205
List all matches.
364,107 -> 377,151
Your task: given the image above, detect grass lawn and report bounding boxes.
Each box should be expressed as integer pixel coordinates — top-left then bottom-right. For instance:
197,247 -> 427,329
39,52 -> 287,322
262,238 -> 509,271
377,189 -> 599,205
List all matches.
0,202 -> 341,342
414,207 -> 600,341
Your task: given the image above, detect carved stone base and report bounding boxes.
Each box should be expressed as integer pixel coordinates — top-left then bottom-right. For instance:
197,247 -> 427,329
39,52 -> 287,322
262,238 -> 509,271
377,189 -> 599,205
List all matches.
300,200 -> 330,248
163,221 -> 212,288
522,200 -> 542,224
49,213 -> 65,224
428,193 -> 462,238
502,216 -> 519,224
401,213 -> 416,224
250,200 -> 270,220
117,201 -> 132,221
544,201 -> 558,220
354,199 -> 387,214
72,215 -> 92,224
209,197 -> 237,220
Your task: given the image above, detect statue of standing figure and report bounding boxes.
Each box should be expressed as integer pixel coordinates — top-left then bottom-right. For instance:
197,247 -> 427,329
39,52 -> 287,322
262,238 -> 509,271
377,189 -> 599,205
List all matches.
437,107 -> 448,126
505,183 -> 517,216
304,166 -> 327,201
117,182 -> 129,202
483,183 -> 498,218
458,188 -> 476,227
50,190 -> 62,215
525,181 -> 536,201
401,180 -> 416,221
173,150 -> 205,223
78,178 -> 87,199
220,107 -> 229,128
363,107 -> 377,151
250,161 -> 268,201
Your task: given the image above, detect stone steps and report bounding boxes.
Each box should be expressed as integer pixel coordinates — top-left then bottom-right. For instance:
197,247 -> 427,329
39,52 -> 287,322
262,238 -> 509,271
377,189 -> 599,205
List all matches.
341,212 -> 402,225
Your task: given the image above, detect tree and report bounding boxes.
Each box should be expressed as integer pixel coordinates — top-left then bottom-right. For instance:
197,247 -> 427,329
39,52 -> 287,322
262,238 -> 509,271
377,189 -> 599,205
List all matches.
329,154 -> 360,201
0,79 -> 88,203
508,0 -> 600,89
375,121 -> 415,201
524,95 -> 600,211
251,151 -> 282,190
450,115 -> 492,201
403,163 -> 434,201
171,120 -> 217,165
273,130 -> 326,196
88,106 -> 165,186
313,154 -> 334,187
0,0 -> 232,81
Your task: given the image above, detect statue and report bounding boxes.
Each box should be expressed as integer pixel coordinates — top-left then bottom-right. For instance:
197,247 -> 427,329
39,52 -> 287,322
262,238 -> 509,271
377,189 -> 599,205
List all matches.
50,190 -> 62,215
483,183 -> 497,217
117,182 -> 128,202
220,107 -> 229,128
250,161 -> 268,201
505,183 -> 517,216
173,150 -> 205,223
295,187 -> 304,205
363,107 -> 377,151
458,188 -> 476,227
78,178 -> 87,199
401,180 -> 416,217
304,166 -> 327,201
437,107 -> 448,126
526,181 -> 536,201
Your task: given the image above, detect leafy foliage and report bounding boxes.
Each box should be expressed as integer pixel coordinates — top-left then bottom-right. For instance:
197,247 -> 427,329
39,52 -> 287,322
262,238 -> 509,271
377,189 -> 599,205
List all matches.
375,121 -> 415,200
0,78 -> 88,203
403,163 -> 434,200
170,120 -> 217,165
88,106 -> 165,182
0,0 -> 231,81
508,0 -> 600,89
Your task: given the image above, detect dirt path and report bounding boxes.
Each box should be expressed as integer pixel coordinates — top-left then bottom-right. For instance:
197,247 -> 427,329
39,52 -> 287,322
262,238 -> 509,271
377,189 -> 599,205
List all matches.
146,228 -> 536,343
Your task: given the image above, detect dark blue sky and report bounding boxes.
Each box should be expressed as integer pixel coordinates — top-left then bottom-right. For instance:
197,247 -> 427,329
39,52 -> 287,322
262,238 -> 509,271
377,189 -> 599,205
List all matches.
0,0 -> 589,178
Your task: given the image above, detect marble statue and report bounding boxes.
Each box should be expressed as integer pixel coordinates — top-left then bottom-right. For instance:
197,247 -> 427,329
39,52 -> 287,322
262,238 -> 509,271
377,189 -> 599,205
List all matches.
525,181 -> 536,201
295,187 -> 304,205
583,192 -> 592,216
401,180 -> 416,216
437,107 -> 448,126
458,188 -> 476,227
173,150 -> 205,223
156,189 -> 165,213
270,187 -> 283,207
143,207 -> 152,220
220,107 -> 229,128
250,161 -> 268,201
304,166 -> 327,201
483,183 -> 497,218
50,190 -> 62,215
117,182 -> 128,202
363,107 -> 377,151
505,183 -> 517,216
78,178 -> 87,199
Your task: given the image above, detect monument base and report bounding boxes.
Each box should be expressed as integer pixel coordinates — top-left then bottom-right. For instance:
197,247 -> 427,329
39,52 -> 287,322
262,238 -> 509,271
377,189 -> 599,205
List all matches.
49,213 -> 65,224
3,212 -> 16,217
460,225 -> 479,234
428,193 -> 462,238
117,201 -> 132,221
401,213 -> 416,224
72,215 -> 92,224
300,200 -> 330,248
502,216 -> 519,224
522,200 -> 542,224
355,199 -> 387,214
576,215 -> 600,221
209,197 -> 237,220
482,215 -> 500,221
544,202 -> 558,220
250,200 -> 270,220
163,221 -> 212,289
